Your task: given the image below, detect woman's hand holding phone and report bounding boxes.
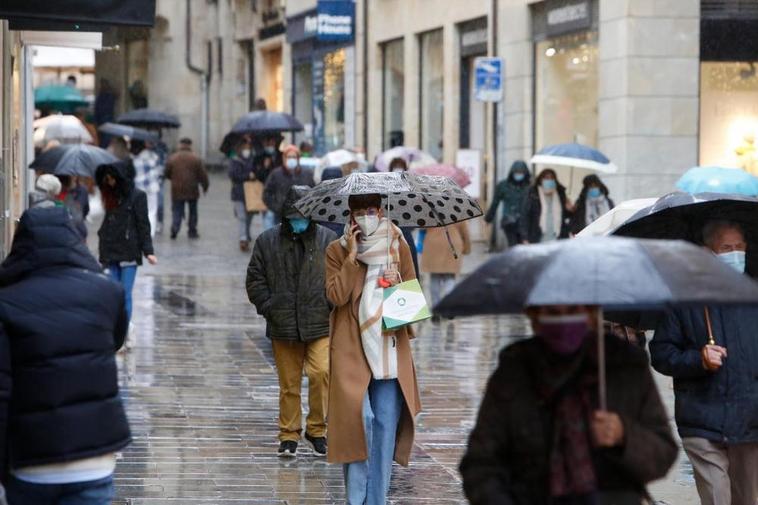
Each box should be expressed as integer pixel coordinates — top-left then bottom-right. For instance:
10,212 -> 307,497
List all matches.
347,223 -> 360,264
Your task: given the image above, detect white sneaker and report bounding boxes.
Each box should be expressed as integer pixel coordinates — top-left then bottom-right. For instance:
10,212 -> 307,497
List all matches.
124,322 -> 135,350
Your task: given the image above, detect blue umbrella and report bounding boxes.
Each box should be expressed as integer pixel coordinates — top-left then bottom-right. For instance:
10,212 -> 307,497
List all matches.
530,143 -> 618,173
675,166 -> 758,196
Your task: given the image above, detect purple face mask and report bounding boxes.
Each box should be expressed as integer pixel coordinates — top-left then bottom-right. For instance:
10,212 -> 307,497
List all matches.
537,313 -> 590,355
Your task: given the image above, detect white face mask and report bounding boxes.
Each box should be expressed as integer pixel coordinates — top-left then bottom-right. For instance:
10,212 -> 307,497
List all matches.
355,215 -> 380,237
717,250 -> 746,273
241,149 -> 251,158
391,167 -> 404,173
285,158 -> 298,170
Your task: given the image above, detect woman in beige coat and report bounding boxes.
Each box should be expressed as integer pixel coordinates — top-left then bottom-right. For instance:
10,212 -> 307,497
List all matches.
325,193 -> 422,505
420,221 -> 471,309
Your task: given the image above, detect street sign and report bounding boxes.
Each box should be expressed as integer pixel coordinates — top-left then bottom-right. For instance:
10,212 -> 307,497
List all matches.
474,57 -> 504,103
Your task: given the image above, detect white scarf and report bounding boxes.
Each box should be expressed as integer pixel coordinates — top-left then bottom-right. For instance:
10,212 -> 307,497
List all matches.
585,195 -> 611,225
538,187 -> 562,240
341,218 -> 402,380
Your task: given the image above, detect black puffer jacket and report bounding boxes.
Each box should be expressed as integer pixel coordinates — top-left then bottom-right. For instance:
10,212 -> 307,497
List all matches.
246,188 -> 337,341
96,160 -> 154,265
0,208 -> 131,475
460,336 -> 677,505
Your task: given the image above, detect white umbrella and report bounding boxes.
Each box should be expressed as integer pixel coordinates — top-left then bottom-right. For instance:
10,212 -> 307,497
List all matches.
576,198 -> 658,237
33,114 -> 92,147
315,149 -> 366,182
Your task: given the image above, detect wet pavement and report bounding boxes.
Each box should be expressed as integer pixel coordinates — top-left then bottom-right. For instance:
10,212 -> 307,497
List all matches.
95,173 -> 698,504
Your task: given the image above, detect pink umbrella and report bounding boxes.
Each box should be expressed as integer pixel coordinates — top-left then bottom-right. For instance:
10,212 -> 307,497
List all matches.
411,164 -> 471,188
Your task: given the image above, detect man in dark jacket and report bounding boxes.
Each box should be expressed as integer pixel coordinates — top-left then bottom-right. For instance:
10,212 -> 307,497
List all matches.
651,220 -> 758,505
246,186 -> 336,458
0,208 -> 131,504
165,138 -> 210,239
460,304 -> 677,505
262,145 -> 315,226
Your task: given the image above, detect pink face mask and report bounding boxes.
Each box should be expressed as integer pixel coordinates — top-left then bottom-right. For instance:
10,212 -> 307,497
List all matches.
537,313 -> 590,355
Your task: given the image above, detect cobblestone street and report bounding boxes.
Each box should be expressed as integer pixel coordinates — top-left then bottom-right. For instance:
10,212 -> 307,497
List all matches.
107,173 -> 698,504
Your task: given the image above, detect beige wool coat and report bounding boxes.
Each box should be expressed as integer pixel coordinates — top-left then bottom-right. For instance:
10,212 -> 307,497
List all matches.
324,238 -> 422,466
420,222 -> 471,274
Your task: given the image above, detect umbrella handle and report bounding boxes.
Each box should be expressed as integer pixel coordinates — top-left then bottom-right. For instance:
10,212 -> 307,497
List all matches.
598,308 -> 607,411
704,306 -> 715,346
444,227 -> 459,260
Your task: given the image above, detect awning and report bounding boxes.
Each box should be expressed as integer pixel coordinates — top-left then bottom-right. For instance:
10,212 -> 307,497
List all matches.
0,0 -> 156,30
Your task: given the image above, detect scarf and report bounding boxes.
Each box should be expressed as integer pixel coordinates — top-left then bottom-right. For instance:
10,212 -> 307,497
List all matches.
340,218 -> 402,379
531,339 -> 599,500
538,187 -> 562,240
585,196 -> 611,226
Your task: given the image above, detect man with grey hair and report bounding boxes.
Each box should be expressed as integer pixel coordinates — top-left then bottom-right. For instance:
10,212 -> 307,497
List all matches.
651,219 -> 758,505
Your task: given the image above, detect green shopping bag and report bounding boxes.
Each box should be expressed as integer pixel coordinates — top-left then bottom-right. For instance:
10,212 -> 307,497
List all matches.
382,279 -> 432,330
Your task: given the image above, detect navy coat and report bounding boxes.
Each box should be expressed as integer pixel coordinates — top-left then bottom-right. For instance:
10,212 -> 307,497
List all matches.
651,305 -> 758,444
0,208 -> 131,474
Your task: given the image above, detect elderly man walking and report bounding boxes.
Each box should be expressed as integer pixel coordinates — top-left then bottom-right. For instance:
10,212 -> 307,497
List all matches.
246,186 -> 336,457
651,219 -> 758,505
165,138 -> 209,240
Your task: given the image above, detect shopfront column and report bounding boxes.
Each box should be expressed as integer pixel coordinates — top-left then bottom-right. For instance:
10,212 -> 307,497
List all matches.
597,0 -> 699,201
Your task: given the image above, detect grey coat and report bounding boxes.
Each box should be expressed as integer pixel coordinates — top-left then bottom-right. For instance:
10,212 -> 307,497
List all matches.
246,222 -> 336,341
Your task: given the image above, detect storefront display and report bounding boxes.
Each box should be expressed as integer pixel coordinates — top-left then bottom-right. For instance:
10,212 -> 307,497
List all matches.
382,39 -> 404,150
420,29 -> 444,161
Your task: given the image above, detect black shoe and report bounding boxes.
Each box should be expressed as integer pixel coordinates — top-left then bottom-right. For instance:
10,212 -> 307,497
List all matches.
277,440 -> 297,458
188,231 -> 200,239
305,433 -> 327,457
170,230 -> 178,240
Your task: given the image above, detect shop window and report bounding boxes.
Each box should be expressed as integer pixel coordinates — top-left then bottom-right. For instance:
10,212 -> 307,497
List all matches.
419,29 -> 444,161
293,60 -> 313,144
323,48 -> 346,152
382,39 -> 404,149
534,31 -> 598,149
700,61 -> 758,172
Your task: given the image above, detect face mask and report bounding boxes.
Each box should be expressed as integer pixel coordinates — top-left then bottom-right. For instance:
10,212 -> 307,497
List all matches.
264,146 -> 276,154
288,217 -> 310,234
355,215 -> 380,237
587,187 -> 602,199
542,179 -> 557,192
717,251 -> 746,273
285,158 -> 298,170
537,313 -> 590,355
391,167 -> 404,173
513,173 -> 526,182
241,149 -> 251,158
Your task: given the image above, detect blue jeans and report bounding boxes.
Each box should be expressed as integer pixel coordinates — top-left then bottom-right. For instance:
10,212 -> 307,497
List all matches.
6,475 -> 114,505
344,379 -> 403,505
233,200 -> 254,241
106,263 -> 138,322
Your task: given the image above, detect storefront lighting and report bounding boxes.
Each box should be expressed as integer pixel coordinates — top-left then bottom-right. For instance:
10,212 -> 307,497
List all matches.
572,57 -> 580,65
545,47 -> 556,57
582,55 -> 589,62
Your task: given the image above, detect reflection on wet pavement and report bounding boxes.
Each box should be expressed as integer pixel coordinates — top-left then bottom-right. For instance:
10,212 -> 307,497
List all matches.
110,174 -> 697,504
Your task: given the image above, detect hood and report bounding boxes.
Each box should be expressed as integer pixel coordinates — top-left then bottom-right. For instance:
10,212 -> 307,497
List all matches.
508,160 -> 531,184
321,167 -> 343,182
95,160 -> 135,195
282,185 -> 311,218
0,207 -> 101,286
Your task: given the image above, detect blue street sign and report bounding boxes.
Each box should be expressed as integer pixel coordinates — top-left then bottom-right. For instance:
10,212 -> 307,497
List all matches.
474,57 -> 504,102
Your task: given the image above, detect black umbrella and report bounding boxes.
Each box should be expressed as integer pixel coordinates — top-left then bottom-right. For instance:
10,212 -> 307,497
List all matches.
98,122 -> 159,143
436,237 -> 758,408
230,111 -> 303,135
29,144 -> 118,178
116,108 -> 180,129
294,172 -> 482,228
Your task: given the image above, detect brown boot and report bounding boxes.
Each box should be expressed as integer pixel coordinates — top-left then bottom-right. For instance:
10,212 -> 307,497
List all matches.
239,240 -> 250,252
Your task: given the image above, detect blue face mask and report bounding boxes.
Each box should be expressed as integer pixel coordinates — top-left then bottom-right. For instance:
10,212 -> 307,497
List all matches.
718,251 -> 746,273
587,187 -> 602,198
513,173 -> 526,182
542,179 -> 557,191
288,217 -> 310,234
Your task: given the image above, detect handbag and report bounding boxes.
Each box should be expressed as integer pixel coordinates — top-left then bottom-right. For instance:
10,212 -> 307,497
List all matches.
243,180 -> 267,212
382,279 -> 431,330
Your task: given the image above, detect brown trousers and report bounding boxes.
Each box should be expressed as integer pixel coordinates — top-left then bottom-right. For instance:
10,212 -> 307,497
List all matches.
683,437 -> 758,505
271,338 -> 329,442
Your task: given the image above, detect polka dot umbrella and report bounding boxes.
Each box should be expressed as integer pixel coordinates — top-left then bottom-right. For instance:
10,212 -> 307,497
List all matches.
294,172 -> 482,228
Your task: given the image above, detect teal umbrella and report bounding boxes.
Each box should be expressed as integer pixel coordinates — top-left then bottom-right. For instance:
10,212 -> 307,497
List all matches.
34,85 -> 88,113
676,166 -> 758,196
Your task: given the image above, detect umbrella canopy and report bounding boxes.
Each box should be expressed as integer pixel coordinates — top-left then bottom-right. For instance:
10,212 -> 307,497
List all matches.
411,164 -> 471,188
675,166 -> 758,196
32,114 -> 92,146
576,198 -> 658,237
116,108 -> 181,128
98,122 -> 159,143
29,144 -> 118,178
229,111 -> 303,135
319,149 -> 362,169
435,237 -> 758,318
294,172 -> 482,228
34,85 -> 88,113
530,143 -> 618,174
374,146 -> 437,172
